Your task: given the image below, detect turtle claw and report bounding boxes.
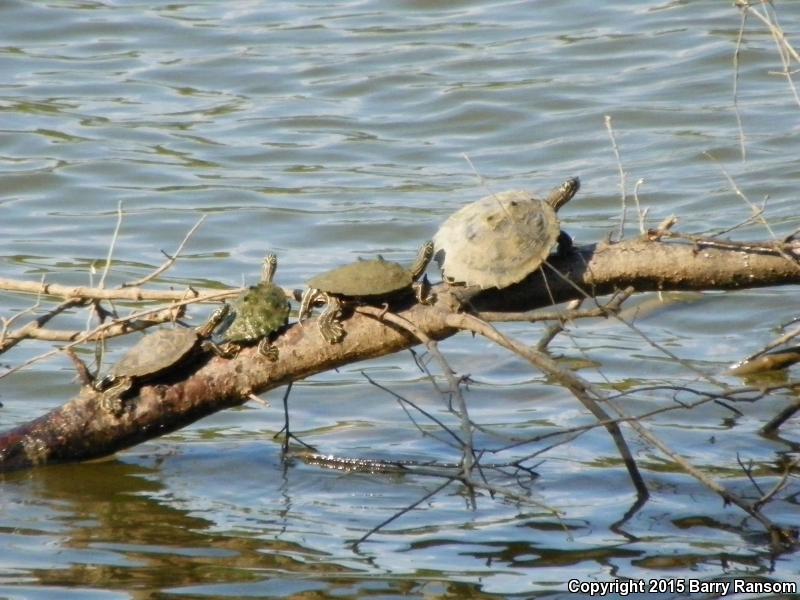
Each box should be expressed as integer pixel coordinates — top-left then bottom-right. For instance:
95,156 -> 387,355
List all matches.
257,338 -> 280,361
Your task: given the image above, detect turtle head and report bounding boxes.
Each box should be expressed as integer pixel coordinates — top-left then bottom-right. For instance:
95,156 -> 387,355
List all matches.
262,254 -> 278,284
546,177 -> 580,211
93,374 -> 117,392
410,241 -> 435,281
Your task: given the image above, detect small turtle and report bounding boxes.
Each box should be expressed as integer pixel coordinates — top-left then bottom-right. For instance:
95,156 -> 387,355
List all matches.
298,241 -> 434,344
216,253 -> 291,360
433,177 -> 580,289
95,304 -> 229,414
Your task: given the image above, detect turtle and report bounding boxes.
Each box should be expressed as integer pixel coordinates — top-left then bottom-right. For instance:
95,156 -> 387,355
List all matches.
432,177 -> 580,289
215,253 -> 291,360
94,304 -> 230,414
298,241 -> 434,344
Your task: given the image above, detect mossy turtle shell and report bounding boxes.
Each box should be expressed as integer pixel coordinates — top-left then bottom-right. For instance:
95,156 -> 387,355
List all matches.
111,328 -> 200,380
220,281 -> 290,343
308,258 -> 413,298
433,190 -> 560,289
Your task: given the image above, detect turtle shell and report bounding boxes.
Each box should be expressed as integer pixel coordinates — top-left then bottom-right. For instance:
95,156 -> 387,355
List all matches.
433,190 -> 560,289
308,258 -> 413,298
111,328 -> 200,380
219,281 -> 290,343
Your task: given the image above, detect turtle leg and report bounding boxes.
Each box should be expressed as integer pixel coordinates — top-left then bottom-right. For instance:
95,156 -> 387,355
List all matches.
204,340 -> 239,359
256,338 -> 280,361
198,304 -> 231,337
98,377 -> 133,416
556,230 -> 573,256
298,288 -> 322,321
414,273 -> 434,305
318,295 -> 345,344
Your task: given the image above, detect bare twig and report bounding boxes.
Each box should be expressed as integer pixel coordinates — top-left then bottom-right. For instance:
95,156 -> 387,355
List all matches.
753,457 -> 799,511
1,305 -> 185,344
605,115 -> 627,241
536,299 -> 582,351
704,152 -> 779,242
733,6 -> 748,161
363,372 -> 465,450
357,306 -> 477,477
444,311 -> 649,500
354,479 -> 455,546
0,277 -> 244,303
477,287 -> 633,324
126,215 -> 207,288
762,397 -> 800,435
98,201 -> 124,290
632,178 -> 647,235
0,291 -> 232,380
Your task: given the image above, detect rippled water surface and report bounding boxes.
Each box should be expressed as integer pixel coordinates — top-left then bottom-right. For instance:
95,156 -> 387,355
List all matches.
2,1 -> 800,598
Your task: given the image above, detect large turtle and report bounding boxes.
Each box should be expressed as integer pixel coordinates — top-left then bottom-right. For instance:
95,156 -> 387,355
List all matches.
95,304 -> 229,414
216,253 -> 291,360
298,241 -> 434,344
433,177 -> 580,289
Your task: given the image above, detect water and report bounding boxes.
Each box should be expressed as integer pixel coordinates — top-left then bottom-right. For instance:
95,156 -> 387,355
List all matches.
2,0 -> 800,597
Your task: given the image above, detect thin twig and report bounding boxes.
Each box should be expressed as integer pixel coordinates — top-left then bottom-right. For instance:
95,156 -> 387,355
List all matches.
445,311 -> 649,500
704,151 -> 779,241
0,277 -> 245,303
0,291 -> 233,380
363,372 -> 464,450
357,306 -> 478,476
733,6 -> 748,161
125,215 -> 207,288
605,115 -> 627,241
753,457 -> 799,511
2,305 -> 185,344
632,178 -> 647,235
354,478 -> 455,546
99,201 -> 124,290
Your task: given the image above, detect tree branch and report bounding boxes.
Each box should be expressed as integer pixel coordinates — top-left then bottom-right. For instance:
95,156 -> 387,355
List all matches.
1,234 -> 799,472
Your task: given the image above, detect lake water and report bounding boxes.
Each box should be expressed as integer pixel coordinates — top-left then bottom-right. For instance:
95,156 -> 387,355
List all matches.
1,1 -> 799,597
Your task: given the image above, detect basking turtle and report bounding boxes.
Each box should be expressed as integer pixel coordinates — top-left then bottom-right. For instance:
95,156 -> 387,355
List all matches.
433,177 -> 580,289
216,253 -> 291,360
95,304 -> 229,414
298,241 -> 434,344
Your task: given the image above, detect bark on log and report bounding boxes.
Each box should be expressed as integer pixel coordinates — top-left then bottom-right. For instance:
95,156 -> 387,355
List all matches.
1,236 -> 798,472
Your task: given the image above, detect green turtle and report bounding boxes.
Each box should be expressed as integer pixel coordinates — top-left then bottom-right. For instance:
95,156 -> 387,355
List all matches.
216,253 -> 291,360
298,241 -> 434,344
95,304 -> 229,414
432,177 -> 580,288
